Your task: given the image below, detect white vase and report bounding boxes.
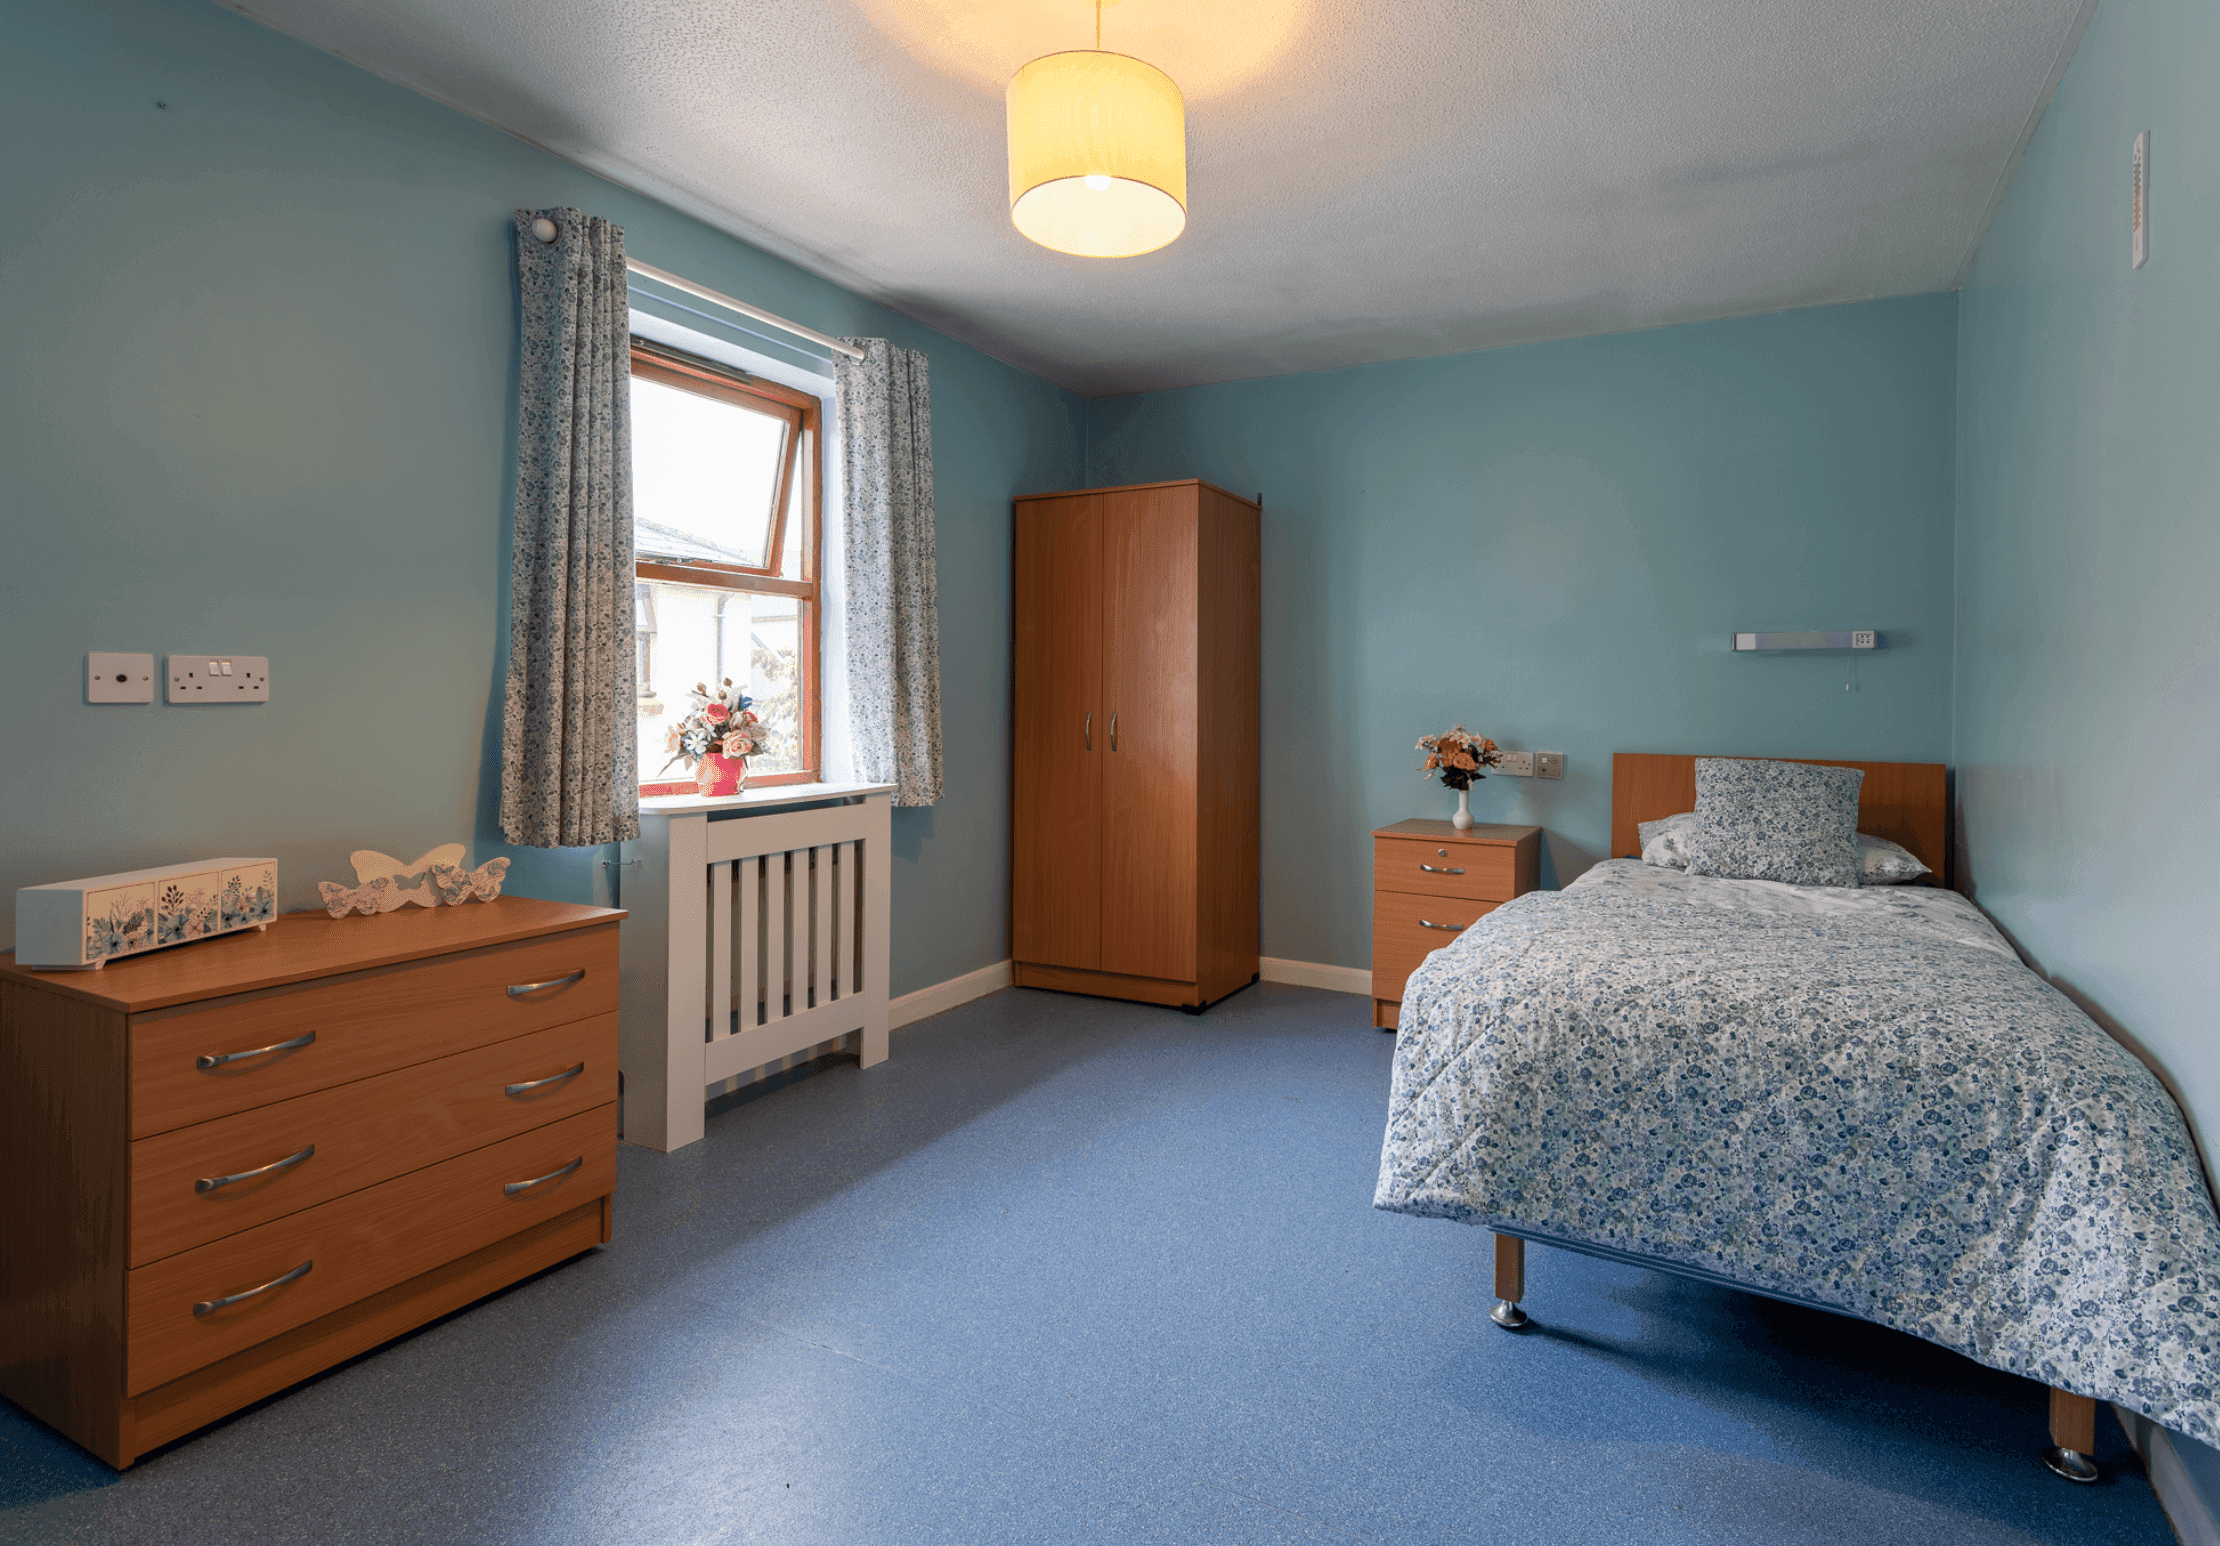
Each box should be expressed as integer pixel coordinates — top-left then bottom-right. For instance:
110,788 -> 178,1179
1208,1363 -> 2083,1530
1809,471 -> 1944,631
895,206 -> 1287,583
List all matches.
1452,787 -> 1474,829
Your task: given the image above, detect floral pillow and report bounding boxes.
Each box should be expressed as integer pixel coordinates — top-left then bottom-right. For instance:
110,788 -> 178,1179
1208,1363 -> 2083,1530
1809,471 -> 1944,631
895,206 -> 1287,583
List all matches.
1857,833 -> 1932,885
1685,758 -> 1864,888
1639,812 -> 1699,869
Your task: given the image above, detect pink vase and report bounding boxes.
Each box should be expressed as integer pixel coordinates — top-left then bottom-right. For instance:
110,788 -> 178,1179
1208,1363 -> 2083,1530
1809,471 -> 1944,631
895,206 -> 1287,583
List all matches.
695,753 -> 749,797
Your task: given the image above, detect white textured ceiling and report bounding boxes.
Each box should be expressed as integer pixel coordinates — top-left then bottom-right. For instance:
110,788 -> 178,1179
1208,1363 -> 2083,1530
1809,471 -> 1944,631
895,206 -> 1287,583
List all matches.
223,0 -> 2092,396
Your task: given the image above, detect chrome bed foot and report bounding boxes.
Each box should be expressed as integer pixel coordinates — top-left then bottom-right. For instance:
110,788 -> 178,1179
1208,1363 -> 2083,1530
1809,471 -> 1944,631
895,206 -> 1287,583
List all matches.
2041,1446 -> 2100,1483
1490,1234 -> 1529,1328
2043,1388 -> 2100,1481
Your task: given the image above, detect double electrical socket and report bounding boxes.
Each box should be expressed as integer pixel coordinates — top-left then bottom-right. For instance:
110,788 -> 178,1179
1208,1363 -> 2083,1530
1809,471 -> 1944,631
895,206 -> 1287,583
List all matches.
1491,750 -> 1566,780
168,655 -> 270,702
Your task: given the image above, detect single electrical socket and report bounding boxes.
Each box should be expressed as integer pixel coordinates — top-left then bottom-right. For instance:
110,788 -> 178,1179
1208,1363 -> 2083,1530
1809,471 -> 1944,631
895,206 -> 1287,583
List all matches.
168,655 -> 270,703
87,652 -> 155,704
1534,751 -> 1566,780
1494,750 -> 1535,777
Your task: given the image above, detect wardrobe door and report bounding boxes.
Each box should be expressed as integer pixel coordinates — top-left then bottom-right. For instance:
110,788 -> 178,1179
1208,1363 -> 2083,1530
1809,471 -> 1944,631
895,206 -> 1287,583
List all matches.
1012,497 -> 1103,970
1100,487 -> 1199,985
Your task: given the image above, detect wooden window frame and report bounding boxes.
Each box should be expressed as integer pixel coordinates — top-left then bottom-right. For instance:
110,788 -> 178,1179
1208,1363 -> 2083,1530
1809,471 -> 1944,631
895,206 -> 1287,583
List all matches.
630,339 -> 823,792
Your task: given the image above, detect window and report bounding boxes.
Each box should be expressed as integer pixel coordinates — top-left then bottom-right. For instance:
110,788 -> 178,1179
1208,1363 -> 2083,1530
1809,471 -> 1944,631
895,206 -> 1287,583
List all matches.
629,339 -> 821,791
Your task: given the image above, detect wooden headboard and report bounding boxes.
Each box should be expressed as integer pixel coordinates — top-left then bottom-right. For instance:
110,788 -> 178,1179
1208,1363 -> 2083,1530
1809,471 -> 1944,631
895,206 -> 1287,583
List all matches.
1611,753 -> 1950,884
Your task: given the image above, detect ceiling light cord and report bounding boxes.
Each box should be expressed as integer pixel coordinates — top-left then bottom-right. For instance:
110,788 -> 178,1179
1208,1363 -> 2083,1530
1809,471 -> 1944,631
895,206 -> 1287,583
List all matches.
1095,0 -> 1102,52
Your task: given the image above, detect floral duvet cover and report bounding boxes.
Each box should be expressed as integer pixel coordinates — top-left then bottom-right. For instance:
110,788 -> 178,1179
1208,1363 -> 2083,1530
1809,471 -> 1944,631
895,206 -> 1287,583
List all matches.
1375,860 -> 2220,1445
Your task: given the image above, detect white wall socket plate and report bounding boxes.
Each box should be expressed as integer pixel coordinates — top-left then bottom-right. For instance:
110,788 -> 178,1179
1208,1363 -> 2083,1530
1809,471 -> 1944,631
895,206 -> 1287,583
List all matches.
1535,751 -> 1566,780
87,652 -> 155,704
1494,750 -> 1535,777
168,655 -> 270,703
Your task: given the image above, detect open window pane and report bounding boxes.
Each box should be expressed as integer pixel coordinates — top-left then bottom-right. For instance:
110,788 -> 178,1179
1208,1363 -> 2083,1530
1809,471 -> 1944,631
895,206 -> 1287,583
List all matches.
630,335 -> 819,791
630,375 -> 788,569
635,577 -> 806,782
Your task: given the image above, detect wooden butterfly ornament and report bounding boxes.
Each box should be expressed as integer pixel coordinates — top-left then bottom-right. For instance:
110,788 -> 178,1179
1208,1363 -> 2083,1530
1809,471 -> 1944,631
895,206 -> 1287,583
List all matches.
318,876 -> 394,919
349,844 -> 466,909
430,858 -> 510,906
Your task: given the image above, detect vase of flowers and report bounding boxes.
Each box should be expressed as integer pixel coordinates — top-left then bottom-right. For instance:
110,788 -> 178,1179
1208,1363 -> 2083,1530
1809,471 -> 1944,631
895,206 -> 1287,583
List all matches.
1416,725 -> 1502,829
661,678 -> 760,797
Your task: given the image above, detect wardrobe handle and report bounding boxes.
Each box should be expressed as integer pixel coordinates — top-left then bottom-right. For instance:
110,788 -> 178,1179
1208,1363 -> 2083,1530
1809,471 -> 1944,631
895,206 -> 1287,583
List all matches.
1085,711 -> 1091,750
1110,711 -> 1118,751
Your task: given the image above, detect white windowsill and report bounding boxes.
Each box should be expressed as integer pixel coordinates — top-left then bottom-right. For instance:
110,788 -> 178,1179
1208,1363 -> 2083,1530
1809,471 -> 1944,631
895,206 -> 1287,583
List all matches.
637,780 -> 895,816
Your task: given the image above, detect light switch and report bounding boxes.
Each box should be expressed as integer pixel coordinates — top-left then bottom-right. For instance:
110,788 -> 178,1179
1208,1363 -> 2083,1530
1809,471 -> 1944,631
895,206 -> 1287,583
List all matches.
87,653 -> 155,704
1534,751 -> 1566,780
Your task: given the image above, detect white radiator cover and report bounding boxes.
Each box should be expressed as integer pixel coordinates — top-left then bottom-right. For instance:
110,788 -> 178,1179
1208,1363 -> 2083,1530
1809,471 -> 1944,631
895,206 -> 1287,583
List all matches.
619,784 -> 893,1151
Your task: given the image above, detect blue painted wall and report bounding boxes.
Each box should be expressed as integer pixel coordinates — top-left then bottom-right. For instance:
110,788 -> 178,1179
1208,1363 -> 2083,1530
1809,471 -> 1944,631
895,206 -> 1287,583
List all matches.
0,0 -> 1083,995
1085,296 -> 1960,969
1955,4 -> 2220,1166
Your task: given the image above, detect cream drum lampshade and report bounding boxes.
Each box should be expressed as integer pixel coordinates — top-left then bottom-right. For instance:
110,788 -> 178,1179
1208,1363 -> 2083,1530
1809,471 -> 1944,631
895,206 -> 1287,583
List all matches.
1007,50 -> 1187,258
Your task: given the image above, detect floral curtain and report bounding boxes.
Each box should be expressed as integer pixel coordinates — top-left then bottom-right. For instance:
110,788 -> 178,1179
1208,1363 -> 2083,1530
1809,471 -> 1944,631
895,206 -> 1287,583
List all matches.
836,339 -> 943,806
499,208 -> 640,847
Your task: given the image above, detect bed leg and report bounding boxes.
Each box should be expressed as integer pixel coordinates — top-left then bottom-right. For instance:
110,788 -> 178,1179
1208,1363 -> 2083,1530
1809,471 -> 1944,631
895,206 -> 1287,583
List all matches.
1490,1233 -> 1528,1329
2041,1387 -> 2101,1483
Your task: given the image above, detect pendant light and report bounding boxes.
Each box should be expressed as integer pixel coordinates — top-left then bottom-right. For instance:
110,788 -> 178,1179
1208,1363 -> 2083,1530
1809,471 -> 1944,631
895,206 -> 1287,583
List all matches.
1006,1 -> 1187,258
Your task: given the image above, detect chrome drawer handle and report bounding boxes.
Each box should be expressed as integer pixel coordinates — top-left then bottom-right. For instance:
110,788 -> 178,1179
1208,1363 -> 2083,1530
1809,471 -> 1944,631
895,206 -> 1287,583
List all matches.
196,1031 -> 315,1071
193,1259 -> 312,1317
504,1156 -> 583,1197
196,1143 -> 315,1195
507,968 -> 585,998
505,1062 -> 585,1098
1418,919 -> 1466,932
1418,863 -> 1465,874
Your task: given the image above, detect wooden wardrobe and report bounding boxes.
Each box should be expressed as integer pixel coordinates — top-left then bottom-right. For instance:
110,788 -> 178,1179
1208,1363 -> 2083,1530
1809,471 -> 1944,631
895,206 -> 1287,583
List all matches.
1011,479 -> 1260,1011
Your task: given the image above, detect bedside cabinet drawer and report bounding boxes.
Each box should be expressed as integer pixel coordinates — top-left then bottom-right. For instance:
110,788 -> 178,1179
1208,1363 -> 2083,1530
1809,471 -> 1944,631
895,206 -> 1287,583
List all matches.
1371,892 -> 1499,1005
129,1013 -> 617,1267
130,926 -> 619,1139
1374,837 -> 1518,902
126,1104 -> 614,1395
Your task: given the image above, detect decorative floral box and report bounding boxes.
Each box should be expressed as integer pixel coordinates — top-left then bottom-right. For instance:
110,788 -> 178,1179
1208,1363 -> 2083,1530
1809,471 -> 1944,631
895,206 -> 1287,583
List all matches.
14,859 -> 278,969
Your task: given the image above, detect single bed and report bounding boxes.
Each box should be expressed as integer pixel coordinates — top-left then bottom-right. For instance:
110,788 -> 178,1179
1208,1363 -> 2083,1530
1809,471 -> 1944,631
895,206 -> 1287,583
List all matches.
1374,752 -> 2220,1482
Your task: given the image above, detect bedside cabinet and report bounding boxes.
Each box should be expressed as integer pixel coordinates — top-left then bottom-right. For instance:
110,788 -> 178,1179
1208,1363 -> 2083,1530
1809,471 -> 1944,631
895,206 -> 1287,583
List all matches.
1370,819 -> 1540,1029
0,896 -> 623,1468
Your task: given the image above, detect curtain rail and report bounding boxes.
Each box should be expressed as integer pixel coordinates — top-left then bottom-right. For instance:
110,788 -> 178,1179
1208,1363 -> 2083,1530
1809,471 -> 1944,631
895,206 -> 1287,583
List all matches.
625,259 -> 865,362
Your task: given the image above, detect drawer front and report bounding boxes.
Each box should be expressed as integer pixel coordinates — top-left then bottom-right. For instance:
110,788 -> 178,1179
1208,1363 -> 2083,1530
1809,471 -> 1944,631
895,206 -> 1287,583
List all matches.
1373,838 -> 1518,902
127,1104 -> 614,1394
1371,891 -> 1499,1004
130,1012 -> 617,1268
130,924 -> 618,1139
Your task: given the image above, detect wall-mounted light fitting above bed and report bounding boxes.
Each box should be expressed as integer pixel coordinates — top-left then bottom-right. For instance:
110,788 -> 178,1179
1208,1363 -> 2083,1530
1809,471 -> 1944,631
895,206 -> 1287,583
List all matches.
1732,631 -> 1879,651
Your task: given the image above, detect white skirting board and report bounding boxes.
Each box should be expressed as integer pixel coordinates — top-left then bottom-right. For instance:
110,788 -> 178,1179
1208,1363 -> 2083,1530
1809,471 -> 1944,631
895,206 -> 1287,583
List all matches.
698,958 -> 1016,1103
2116,1403 -> 2220,1546
892,958 -> 1014,1028
1260,957 -> 1370,996
692,955 -> 1366,1108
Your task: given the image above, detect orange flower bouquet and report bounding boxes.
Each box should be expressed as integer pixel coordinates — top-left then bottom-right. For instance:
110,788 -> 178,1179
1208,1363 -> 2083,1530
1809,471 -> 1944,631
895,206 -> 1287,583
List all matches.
1416,725 -> 1502,829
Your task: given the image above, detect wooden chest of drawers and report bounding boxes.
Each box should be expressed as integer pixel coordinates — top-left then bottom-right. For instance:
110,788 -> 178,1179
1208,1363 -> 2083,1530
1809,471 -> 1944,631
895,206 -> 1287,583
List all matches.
0,896 -> 623,1468
1371,819 -> 1540,1029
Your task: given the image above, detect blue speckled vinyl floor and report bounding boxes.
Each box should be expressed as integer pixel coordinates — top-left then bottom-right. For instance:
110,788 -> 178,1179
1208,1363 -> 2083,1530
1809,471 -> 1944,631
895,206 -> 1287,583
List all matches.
0,983 -> 2174,1544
